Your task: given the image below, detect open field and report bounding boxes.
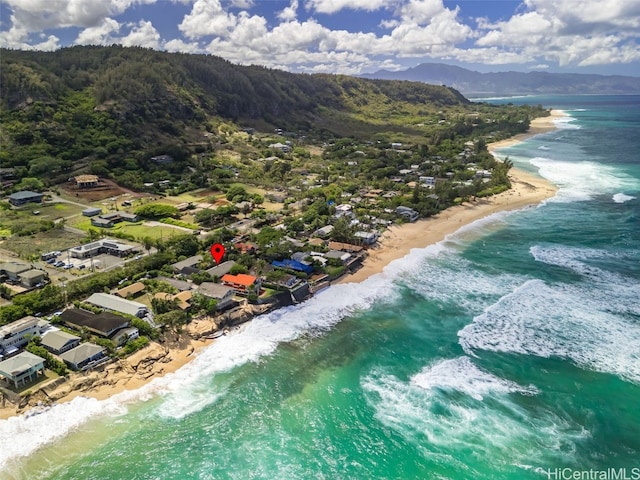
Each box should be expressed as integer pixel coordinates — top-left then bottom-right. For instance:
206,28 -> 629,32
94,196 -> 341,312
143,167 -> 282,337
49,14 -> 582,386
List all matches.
68,216 -> 191,241
0,227 -> 85,259
59,178 -> 146,202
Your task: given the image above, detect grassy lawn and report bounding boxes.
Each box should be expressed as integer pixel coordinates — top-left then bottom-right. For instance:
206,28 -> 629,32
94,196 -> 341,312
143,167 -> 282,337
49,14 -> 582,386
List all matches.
68,216 -> 189,241
1,228 -> 85,258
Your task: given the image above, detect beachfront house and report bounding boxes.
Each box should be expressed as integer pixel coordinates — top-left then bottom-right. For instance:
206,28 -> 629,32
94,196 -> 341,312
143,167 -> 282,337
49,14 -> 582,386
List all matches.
0,316 -> 47,356
0,351 -> 45,388
40,330 -> 81,355
61,309 -> 130,337
60,343 -> 107,371
197,282 -> 236,310
220,273 -> 262,296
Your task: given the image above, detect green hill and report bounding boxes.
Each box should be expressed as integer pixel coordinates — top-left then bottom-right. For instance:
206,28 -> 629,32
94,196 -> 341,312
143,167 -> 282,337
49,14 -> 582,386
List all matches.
0,46 -> 542,190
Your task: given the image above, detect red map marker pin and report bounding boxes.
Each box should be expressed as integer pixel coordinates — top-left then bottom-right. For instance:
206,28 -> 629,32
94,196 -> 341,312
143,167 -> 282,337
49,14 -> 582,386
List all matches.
210,243 -> 225,264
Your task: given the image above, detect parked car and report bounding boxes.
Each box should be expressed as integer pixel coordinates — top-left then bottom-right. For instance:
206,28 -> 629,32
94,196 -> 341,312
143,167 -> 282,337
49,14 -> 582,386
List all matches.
63,264 -> 74,269
54,261 -> 65,267
47,258 -> 56,264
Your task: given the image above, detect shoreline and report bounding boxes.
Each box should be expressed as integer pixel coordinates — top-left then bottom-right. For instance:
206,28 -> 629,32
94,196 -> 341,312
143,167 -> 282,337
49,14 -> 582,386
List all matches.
0,111 -> 562,421
337,110 -> 563,285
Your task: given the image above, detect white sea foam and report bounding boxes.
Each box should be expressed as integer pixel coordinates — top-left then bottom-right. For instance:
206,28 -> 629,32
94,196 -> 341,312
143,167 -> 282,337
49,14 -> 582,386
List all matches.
613,193 -> 636,203
459,244 -> 640,384
538,145 -> 550,151
362,359 -> 581,463
410,357 -> 539,400
530,157 -> 640,202
553,116 -> 581,130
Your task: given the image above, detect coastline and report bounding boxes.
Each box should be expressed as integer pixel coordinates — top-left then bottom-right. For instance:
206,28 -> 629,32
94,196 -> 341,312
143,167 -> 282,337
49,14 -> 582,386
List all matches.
0,111 -> 561,421
337,110 -> 563,285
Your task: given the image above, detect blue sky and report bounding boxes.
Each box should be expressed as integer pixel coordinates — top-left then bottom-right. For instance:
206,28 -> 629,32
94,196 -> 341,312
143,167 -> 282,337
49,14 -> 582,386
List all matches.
1,0 -> 639,76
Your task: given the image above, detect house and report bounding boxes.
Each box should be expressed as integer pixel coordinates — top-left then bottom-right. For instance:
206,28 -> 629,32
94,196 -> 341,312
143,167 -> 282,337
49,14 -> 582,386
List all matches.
0,262 -> 30,282
18,269 -> 45,288
115,282 -> 145,298
40,330 -> 81,355
221,273 -> 261,295
90,212 -> 139,228
0,351 -> 45,388
0,316 -> 46,356
197,282 -> 236,310
69,238 -> 138,259
85,293 -> 150,319
396,206 -> 419,222
156,277 -> 193,292
313,225 -> 334,238
354,231 -> 379,246
206,260 -> 236,278
272,259 -> 314,274
154,290 -> 192,310
91,217 -> 115,228
324,250 -> 352,264
327,242 -> 364,253
82,207 -> 103,217
110,327 -> 139,347
171,255 -> 203,275
234,242 -> 256,254
60,343 -> 107,371
74,175 -> 99,188
61,309 -> 130,337
8,191 -> 43,206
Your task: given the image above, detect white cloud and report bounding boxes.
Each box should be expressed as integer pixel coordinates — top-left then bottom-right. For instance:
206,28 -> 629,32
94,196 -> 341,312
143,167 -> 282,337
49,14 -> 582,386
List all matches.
305,0 -> 391,15
278,0 -> 299,22
179,0 -> 237,38
120,20 -> 161,49
1,0 -> 639,74
76,18 -> 121,45
475,0 -> 640,68
163,38 -> 202,53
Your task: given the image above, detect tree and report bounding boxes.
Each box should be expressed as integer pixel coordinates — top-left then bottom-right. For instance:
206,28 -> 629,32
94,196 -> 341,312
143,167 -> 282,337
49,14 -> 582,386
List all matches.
134,204 -> 179,219
156,310 -> 189,334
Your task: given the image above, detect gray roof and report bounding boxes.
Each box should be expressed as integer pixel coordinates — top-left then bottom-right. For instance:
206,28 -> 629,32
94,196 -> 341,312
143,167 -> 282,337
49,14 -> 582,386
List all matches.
198,282 -> 235,300
86,293 -> 148,317
41,330 -> 80,351
0,351 -> 44,377
0,316 -> 39,337
60,343 -> 105,365
156,277 -> 193,291
206,260 -> 236,277
0,262 -> 30,274
8,191 -> 43,200
19,269 -> 45,280
172,255 -> 203,271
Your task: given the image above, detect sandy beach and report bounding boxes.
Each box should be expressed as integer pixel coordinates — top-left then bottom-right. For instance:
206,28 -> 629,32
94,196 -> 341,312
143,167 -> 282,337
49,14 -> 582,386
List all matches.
0,111 -> 561,420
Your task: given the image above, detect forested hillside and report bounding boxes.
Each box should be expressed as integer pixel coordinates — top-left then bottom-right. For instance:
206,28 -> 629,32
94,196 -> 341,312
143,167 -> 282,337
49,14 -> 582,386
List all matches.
0,46 -> 541,190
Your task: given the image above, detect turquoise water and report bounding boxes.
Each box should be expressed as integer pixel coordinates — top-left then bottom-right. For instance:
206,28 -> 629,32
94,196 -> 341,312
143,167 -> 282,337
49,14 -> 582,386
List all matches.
1,95 -> 639,479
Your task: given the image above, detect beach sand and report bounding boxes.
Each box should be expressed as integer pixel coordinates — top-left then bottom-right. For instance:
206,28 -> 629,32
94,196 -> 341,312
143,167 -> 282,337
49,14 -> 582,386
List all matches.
0,110 -> 561,420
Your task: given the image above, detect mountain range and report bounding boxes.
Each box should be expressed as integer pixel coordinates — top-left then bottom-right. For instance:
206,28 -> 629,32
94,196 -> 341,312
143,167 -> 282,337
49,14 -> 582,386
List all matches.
361,63 -> 640,96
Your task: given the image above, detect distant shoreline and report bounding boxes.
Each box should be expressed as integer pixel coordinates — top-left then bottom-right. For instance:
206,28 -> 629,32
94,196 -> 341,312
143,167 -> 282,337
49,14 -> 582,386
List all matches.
0,111 -> 562,421
336,110 -> 563,285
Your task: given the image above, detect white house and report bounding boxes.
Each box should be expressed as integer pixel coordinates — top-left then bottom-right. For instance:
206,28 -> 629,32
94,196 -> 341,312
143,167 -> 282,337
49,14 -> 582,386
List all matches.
0,351 -> 45,388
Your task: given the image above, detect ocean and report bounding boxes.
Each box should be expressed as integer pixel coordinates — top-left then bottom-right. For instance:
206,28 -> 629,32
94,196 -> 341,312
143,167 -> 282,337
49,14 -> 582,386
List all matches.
1,95 -> 639,480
